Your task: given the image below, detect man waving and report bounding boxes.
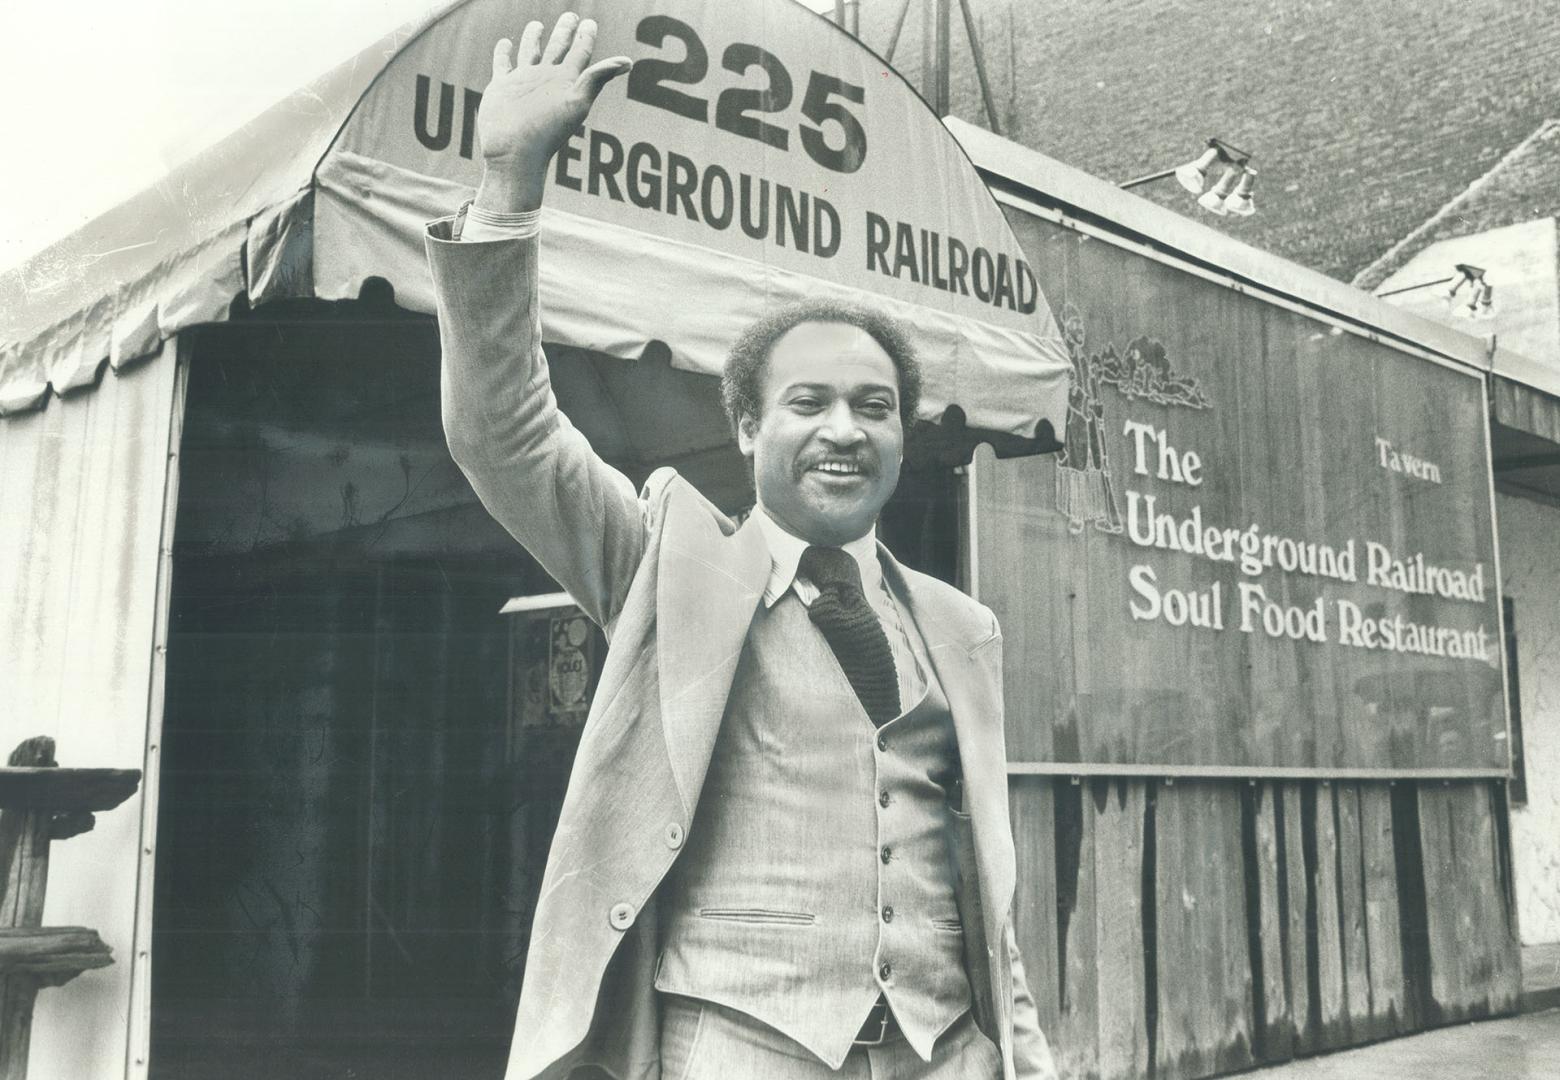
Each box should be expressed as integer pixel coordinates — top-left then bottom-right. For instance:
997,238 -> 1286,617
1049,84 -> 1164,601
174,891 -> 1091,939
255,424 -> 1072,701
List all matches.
424,13 -> 1056,1080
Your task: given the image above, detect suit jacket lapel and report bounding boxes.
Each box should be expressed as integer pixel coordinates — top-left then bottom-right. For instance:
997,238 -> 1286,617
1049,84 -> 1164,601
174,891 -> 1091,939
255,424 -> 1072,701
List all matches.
656,500 -> 769,814
881,547 -> 1017,948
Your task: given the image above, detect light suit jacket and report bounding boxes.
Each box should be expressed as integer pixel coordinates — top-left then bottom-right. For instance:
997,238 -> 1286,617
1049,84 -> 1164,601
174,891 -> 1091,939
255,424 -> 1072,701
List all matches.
425,220 -> 1055,1080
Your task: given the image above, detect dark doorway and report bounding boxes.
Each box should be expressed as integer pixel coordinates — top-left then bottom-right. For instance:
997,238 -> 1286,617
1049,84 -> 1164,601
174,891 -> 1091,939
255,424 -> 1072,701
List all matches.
152,306 -> 552,1079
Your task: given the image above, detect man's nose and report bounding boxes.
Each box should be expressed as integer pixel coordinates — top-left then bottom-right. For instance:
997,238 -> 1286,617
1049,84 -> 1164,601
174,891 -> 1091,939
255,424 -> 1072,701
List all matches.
818,400 -> 865,446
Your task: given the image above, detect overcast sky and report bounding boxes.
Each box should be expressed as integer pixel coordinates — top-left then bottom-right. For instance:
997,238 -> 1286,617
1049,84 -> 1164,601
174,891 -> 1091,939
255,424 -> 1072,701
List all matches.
0,0 -> 836,274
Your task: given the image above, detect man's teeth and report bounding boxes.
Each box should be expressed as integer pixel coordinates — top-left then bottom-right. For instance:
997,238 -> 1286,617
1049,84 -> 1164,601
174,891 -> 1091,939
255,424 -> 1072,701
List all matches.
813,462 -> 861,474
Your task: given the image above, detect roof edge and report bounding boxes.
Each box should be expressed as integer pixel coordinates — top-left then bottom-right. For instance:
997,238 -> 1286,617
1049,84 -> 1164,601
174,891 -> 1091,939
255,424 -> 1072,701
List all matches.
945,117 -> 1492,375
1351,118 -> 1560,292
0,1 -> 468,417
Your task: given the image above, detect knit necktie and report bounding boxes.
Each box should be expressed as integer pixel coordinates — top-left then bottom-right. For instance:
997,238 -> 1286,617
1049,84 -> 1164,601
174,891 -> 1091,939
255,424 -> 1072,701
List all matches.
798,545 -> 902,727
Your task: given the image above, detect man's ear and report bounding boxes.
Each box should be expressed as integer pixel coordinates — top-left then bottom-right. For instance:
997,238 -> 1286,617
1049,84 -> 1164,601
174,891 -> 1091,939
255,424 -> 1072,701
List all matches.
737,413 -> 758,456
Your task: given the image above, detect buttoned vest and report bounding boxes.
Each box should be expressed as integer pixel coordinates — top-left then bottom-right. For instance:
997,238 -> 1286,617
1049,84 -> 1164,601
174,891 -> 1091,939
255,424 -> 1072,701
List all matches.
654,591 -> 973,1069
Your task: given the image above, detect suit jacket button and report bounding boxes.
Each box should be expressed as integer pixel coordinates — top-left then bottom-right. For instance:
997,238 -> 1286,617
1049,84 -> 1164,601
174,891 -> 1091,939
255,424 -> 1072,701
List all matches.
609,902 -> 636,930
665,822 -> 685,849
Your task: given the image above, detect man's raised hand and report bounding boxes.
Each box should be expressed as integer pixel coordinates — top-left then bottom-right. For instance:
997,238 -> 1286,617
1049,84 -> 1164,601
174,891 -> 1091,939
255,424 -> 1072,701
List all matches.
473,13 -> 631,214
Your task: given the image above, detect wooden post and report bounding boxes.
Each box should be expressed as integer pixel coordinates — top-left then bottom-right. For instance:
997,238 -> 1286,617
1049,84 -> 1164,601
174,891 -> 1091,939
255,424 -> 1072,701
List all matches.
0,738 -> 56,1080
0,738 -> 139,1080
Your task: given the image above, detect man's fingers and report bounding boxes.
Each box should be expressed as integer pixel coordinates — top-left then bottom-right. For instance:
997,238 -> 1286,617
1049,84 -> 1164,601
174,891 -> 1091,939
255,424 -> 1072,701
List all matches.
578,56 -> 632,99
491,38 -> 513,79
541,11 -> 579,64
563,17 -> 598,73
518,19 -> 545,64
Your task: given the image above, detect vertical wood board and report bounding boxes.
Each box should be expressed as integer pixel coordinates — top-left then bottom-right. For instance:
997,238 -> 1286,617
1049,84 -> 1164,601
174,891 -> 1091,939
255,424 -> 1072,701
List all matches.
1358,784 -> 1405,1039
1051,780 -> 1100,1080
1333,784 -> 1373,1039
1153,782 -> 1253,1079
1417,783 -> 1520,1022
1091,780 -> 1148,1080
1009,778 -> 1061,1042
1247,781 -> 1293,1063
1308,784 -> 1348,1048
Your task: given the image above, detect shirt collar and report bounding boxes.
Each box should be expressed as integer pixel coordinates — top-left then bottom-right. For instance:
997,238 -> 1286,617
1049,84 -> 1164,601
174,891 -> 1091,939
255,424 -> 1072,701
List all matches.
750,504 -> 882,608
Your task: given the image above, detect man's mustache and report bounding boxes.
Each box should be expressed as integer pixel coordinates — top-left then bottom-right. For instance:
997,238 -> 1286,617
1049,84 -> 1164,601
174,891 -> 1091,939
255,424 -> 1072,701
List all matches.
793,452 -> 878,479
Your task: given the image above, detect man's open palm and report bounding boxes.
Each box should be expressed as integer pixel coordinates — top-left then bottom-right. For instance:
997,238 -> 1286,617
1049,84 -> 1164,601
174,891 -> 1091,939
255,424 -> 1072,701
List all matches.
478,13 -> 631,171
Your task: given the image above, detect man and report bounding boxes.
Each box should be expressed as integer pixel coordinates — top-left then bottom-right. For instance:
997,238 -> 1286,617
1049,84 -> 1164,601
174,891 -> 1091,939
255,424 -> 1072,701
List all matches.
424,13 -> 1056,1080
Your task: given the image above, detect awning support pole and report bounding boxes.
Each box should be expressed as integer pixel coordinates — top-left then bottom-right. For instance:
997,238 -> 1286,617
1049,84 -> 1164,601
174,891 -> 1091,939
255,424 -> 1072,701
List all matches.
885,0 -> 913,61
956,0 -> 1003,134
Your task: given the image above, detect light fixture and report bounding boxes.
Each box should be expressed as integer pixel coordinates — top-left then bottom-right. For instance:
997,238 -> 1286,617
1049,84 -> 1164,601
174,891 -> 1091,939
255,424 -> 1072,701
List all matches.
1223,168 -> 1257,216
1459,279 -> 1496,319
1120,138 -> 1258,217
1377,263 -> 1495,319
1445,264 -> 1495,319
1475,282 -> 1496,318
1174,146 -> 1221,193
1198,166 -> 1242,216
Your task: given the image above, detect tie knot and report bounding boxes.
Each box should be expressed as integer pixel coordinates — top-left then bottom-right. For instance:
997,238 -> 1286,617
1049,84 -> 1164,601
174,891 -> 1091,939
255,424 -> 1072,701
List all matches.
798,544 -> 862,592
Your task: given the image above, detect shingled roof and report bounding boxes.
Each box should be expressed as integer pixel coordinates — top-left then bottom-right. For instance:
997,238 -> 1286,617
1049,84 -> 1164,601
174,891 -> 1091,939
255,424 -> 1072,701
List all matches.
861,0 -> 1560,283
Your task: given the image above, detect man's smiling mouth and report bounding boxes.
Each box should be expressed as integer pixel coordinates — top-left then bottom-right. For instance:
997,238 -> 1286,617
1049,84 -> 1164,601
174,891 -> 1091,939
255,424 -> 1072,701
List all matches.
811,461 -> 864,475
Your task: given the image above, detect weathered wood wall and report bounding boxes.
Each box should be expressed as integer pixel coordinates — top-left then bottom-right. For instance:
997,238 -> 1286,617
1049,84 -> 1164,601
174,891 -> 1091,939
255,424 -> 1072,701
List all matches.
979,208 -> 1506,773
973,201 -> 1523,1075
1008,776 -> 1520,1079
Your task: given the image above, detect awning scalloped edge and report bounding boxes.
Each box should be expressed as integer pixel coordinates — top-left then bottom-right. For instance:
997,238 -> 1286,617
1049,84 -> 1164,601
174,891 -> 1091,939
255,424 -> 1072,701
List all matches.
0,188 -> 314,419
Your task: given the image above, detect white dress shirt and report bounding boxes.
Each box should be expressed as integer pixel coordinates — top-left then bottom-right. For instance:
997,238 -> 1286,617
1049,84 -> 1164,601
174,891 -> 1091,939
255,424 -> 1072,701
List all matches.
749,505 -> 929,712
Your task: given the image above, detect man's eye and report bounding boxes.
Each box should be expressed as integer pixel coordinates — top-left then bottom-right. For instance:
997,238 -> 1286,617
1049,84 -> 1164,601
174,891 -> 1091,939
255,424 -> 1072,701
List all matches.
859,400 -> 893,418
790,397 -> 822,411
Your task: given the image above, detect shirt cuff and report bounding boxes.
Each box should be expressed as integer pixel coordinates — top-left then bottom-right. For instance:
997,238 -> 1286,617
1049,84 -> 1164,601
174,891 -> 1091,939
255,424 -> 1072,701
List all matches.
454,200 -> 543,242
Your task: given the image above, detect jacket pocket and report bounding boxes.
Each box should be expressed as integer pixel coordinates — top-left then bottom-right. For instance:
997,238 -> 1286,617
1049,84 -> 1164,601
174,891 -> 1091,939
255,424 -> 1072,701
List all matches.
698,907 -> 816,926
931,916 -> 965,934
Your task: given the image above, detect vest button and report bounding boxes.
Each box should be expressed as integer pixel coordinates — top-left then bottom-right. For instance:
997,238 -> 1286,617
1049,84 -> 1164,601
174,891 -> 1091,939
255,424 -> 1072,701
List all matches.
882,905 -> 894,923
880,845 -> 893,864
879,961 -> 893,980
664,822 -> 685,849
879,789 -> 891,808
608,902 -> 636,930
877,734 -> 888,752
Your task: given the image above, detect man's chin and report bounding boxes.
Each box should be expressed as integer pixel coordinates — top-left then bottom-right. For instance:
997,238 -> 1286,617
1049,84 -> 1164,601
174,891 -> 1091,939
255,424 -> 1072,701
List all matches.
794,499 -> 879,545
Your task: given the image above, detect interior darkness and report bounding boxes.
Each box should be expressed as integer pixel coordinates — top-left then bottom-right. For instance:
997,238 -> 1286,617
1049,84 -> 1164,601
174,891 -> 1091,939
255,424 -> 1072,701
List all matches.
151,295 -> 965,1079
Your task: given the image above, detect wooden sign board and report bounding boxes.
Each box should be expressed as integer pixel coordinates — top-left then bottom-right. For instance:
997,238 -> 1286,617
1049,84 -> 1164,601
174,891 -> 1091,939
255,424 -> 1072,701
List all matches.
976,213 -> 1507,772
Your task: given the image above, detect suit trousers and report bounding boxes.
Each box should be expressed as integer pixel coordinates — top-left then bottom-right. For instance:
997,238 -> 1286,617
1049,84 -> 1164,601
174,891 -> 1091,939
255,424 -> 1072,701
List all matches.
659,995 -> 1002,1080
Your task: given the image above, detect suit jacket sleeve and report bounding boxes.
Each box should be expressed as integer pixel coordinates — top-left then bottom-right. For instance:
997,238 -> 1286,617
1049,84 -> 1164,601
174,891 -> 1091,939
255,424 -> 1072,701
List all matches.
1007,920 -> 1057,1080
425,219 -> 648,630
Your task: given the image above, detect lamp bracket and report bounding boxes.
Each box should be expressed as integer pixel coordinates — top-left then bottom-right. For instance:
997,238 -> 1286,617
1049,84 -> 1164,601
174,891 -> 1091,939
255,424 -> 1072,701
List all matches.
1209,137 -> 1253,166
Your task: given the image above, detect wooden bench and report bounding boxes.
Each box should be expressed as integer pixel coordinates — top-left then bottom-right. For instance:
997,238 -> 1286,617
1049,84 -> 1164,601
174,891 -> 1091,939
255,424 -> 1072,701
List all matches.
0,737 -> 141,1080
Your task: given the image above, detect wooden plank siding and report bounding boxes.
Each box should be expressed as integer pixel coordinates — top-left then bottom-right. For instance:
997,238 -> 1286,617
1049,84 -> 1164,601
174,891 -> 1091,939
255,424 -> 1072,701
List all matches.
1332,784 -> 1373,1043
1011,778 -> 1518,1079
1306,782 -> 1348,1051
1092,781 -> 1150,1079
1153,782 -> 1253,1078
1244,781 -> 1294,1064
1009,778 -> 1061,1051
1357,784 -> 1406,1040
1415,783 -> 1522,1023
